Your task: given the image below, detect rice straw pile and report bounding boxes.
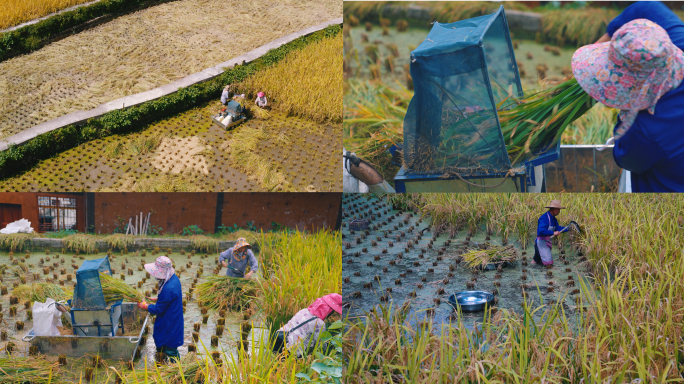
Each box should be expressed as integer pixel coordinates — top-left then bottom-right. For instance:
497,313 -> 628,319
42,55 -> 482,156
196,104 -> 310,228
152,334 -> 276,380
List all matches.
0,357 -> 58,383
195,275 -> 256,311
99,273 -> 144,303
461,244 -> 517,269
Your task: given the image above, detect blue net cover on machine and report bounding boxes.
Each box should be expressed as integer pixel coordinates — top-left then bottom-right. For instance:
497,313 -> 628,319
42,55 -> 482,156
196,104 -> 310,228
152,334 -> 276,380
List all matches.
72,256 -> 112,310
403,5 -> 523,175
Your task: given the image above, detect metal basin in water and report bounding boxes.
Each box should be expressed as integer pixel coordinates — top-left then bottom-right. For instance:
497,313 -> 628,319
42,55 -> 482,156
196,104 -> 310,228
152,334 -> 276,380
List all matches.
482,261 -> 510,271
448,291 -> 495,312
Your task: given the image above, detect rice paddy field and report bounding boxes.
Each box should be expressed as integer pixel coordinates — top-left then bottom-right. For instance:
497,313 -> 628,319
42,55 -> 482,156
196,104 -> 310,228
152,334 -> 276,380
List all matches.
342,193 -> 684,382
0,34 -> 342,192
0,0 -> 94,30
0,229 -> 342,383
0,0 -> 341,139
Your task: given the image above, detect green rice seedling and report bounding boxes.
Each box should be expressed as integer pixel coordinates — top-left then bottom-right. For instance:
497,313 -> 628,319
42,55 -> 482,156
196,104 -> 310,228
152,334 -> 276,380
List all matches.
62,234 -> 98,254
195,275 -> 256,311
99,273 -> 144,303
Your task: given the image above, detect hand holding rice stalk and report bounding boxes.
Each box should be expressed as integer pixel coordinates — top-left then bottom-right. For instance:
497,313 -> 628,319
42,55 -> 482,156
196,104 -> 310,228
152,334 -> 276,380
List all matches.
461,244 -> 517,269
99,273 -> 145,303
499,76 -> 596,165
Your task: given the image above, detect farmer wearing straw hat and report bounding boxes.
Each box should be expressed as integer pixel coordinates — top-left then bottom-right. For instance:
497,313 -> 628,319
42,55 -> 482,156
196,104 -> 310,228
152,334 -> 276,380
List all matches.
218,237 -> 258,279
255,92 -> 268,108
137,256 -> 183,363
532,200 -> 567,266
274,293 -> 342,357
572,1 -> 684,192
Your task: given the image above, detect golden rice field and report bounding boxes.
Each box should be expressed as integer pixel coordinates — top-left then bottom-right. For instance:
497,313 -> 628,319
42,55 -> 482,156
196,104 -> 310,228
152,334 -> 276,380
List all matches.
0,0 -> 341,139
237,35 -> 343,123
0,0 -> 94,30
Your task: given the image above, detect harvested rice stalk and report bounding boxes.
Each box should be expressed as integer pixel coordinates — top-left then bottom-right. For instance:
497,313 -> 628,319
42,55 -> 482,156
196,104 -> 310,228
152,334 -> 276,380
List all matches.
195,276 -> 256,311
99,273 -> 144,303
104,233 -> 137,250
500,76 -> 596,165
0,356 -> 58,383
461,244 -> 517,270
190,235 -> 219,253
0,233 -> 38,252
62,234 -> 98,254
12,283 -> 70,303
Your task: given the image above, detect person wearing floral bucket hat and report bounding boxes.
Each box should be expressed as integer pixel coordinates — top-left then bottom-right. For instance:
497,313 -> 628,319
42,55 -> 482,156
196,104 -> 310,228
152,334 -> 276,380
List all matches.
572,1 -> 684,192
273,293 -> 342,358
218,237 -> 258,279
137,256 -> 183,363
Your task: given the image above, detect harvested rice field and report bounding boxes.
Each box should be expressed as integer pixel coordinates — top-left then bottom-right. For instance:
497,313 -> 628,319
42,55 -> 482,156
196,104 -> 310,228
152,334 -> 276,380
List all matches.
0,34 -> 342,192
0,102 -> 340,192
0,0 -> 341,139
342,193 -> 684,382
0,229 -> 341,382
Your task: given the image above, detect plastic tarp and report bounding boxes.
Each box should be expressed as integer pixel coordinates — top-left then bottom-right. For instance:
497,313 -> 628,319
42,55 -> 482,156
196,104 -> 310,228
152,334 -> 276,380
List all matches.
0,219 -> 34,234
72,256 -> 112,309
33,299 -> 63,336
403,5 -> 522,174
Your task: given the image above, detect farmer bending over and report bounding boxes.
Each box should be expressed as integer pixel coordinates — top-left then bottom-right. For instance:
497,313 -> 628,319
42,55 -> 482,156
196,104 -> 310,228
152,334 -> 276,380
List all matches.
573,1 -> 684,192
137,256 -> 183,363
532,200 -> 567,266
274,293 -> 342,357
255,92 -> 268,108
219,237 -> 258,279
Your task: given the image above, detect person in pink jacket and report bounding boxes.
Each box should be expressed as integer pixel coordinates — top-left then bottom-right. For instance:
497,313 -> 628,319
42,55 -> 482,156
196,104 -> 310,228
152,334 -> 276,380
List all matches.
274,293 -> 342,357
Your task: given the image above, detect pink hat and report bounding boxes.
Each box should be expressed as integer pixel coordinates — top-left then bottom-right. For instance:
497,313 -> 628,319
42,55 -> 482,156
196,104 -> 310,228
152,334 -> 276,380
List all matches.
144,256 -> 175,280
307,293 -> 342,320
257,92 -> 264,97
572,19 -> 684,136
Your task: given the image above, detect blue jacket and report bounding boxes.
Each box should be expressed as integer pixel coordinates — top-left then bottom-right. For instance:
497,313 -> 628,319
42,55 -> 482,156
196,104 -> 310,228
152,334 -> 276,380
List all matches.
537,212 -> 566,238
606,1 -> 684,192
147,274 -> 184,348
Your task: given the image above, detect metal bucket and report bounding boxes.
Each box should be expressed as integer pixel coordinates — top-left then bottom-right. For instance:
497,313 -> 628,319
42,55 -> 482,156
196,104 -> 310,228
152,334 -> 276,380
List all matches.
448,291 -> 495,312
22,303 -> 149,361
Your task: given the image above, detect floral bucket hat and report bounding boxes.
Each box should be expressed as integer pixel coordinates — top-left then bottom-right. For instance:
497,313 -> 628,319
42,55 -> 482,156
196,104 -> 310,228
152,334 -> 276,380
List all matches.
572,19 -> 684,141
232,237 -> 251,261
144,256 -> 175,280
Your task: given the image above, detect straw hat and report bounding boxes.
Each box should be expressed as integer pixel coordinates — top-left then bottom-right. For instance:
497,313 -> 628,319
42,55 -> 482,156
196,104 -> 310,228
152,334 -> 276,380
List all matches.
545,200 -> 565,209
